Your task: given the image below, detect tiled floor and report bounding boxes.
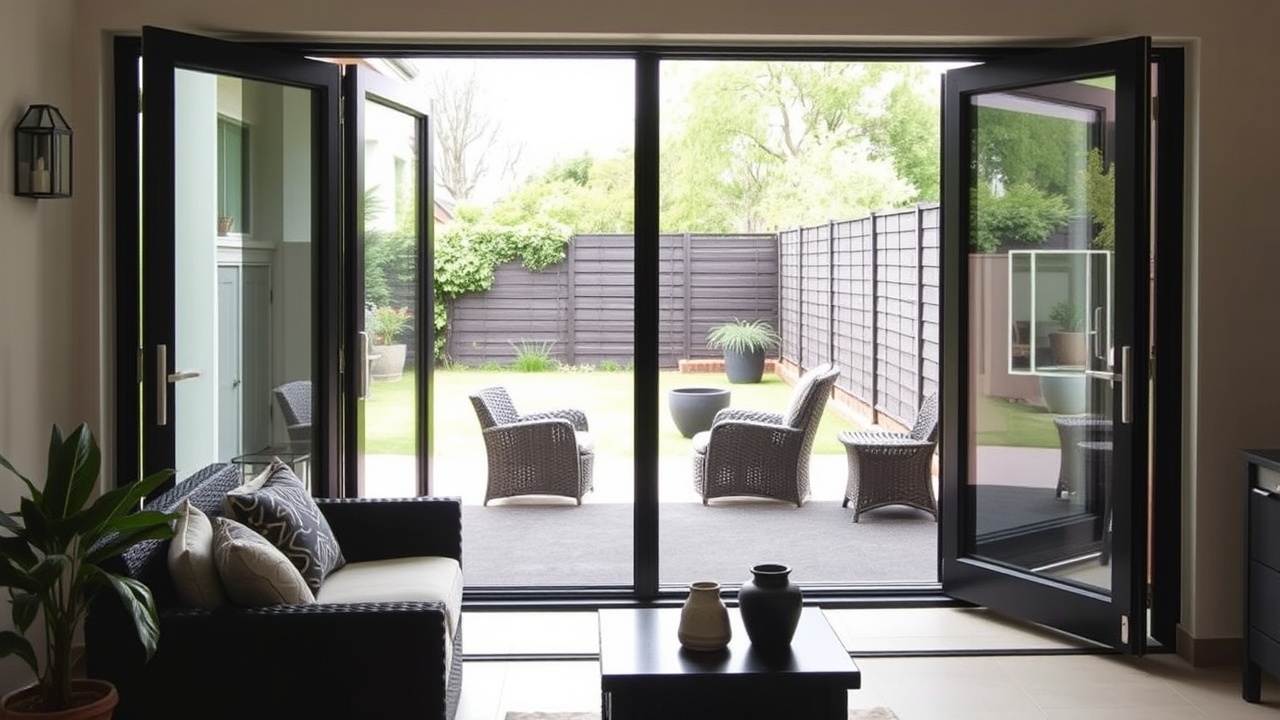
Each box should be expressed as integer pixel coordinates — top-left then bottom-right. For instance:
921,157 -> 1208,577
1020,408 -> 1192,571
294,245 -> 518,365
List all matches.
456,608 -> 1280,720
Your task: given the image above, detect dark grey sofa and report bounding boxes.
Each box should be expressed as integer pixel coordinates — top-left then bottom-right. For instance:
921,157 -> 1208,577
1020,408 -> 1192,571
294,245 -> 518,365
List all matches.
86,462 -> 464,720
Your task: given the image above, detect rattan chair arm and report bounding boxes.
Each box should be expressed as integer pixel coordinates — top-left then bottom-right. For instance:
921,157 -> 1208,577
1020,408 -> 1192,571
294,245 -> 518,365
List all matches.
520,408 -> 589,431
712,408 -> 786,426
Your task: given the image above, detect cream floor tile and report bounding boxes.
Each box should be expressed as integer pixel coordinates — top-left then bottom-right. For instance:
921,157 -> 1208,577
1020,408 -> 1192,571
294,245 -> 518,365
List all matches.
494,661 -> 601,716
455,661 -> 508,720
828,606 -> 1097,653
465,610 -> 599,655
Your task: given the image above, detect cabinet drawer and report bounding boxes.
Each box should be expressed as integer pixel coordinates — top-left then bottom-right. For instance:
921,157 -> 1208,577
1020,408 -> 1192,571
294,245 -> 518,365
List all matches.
1250,489 -> 1280,572
1251,561 -> 1280,642
1249,627 -> 1280,677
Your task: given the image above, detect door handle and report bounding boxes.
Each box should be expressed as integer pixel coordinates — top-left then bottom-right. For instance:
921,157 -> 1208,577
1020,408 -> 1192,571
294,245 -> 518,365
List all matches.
1092,306 -> 1106,361
1083,345 -> 1132,425
156,344 -> 202,426
359,331 -> 371,399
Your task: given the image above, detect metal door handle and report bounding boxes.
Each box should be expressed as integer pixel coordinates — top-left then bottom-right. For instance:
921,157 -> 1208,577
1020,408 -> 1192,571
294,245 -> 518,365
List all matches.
1092,306 -> 1106,361
156,344 -> 202,426
1083,345 -> 1132,425
359,331 -> 371,399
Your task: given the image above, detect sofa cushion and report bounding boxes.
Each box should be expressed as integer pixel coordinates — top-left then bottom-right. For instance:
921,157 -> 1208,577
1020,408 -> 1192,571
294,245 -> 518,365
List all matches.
211,517 -> 316,606
316,556 -> 463,637
576,431 -> 595,455
223,459 -> 345,594
167,500 -> 227,608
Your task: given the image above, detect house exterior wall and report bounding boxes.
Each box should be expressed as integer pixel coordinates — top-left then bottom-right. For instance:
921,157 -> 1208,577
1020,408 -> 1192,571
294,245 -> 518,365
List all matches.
0,0 -> 1266,691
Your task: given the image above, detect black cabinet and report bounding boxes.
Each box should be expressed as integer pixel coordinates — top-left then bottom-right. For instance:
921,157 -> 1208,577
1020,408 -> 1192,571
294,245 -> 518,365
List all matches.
1242,449 -> 1280,702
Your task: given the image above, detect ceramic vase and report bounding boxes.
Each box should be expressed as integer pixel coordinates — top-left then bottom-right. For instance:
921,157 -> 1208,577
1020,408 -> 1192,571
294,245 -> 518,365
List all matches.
677,581 -> 732,651
737,563 -> 802,651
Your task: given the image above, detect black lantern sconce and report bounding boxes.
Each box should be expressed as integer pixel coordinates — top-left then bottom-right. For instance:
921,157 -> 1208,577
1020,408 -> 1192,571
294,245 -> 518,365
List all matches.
14,104 -> 72,199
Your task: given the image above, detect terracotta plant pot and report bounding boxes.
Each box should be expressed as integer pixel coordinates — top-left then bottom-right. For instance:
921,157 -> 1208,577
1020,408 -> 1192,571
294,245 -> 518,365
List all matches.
0,680 -> 118,720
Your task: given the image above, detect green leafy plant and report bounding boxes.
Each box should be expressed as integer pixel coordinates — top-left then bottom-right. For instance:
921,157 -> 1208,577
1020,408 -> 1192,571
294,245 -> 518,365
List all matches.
432,219 -> 572,361
509,339 -> 559,372
0,424 -> 175,711
970,182 -> 1071,253
370,306 -> 413,346
1082,148 -> 1116,249
1049,300 -> 1084,332
706,319 -> 782,355
598,360 -> 622,372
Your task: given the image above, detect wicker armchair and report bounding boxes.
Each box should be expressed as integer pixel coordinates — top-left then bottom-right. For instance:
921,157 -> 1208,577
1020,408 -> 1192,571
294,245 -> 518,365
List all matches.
692,363 -> 840,507
468,386 -> 594,505
272,380 -> 312,446
839,392 -> 940,522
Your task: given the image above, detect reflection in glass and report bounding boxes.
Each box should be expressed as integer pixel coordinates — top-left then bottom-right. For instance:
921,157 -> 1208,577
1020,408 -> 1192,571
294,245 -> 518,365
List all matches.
173,70 -> 314,483
967,77 -> 1117,592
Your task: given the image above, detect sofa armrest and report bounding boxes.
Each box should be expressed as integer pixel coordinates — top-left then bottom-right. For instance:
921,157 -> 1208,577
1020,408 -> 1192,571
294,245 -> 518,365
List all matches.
317,496 -> 462,564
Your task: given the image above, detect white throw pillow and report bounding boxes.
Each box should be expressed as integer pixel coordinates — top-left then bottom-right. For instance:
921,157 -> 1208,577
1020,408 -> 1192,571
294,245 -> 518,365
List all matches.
211,516 -> 316,606
166,500 -> 227,608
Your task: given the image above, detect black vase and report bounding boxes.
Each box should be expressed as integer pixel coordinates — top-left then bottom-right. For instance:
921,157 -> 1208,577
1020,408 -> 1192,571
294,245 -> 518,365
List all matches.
737,563 -> 802,651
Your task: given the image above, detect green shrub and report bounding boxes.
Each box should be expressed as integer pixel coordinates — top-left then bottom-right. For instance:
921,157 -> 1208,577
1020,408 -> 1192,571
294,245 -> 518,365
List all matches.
509,339 -> 559,372
1049,301 -> 1084,332
706,319 -> 781,355
370,306 -> 412,345
598,359 -> 622,372
970,182 -> 1070,253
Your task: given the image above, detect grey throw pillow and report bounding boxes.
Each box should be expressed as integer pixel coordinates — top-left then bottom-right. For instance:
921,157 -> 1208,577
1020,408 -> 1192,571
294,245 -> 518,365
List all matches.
223,459 -> 345,594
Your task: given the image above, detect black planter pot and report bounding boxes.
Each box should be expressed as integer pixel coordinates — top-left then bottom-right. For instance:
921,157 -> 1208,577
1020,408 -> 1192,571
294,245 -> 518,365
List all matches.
722,348 -> 766,383
668,387 -> 731,438
737,563 -> 803,653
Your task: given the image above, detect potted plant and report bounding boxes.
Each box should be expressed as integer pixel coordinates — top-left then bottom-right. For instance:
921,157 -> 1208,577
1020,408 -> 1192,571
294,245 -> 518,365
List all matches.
216,216 -> 234,236
369,305 -> 412,381
706,319 -> 781,384
1047,300 -> 1087,368
0,423 -> 174,718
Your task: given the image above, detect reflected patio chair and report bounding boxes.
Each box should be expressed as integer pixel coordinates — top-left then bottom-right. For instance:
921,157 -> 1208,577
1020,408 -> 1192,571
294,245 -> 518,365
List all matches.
692,363 -> 840,507
468,386 -> 594,505
272,380 -> 312,446
839,392 -> 939,522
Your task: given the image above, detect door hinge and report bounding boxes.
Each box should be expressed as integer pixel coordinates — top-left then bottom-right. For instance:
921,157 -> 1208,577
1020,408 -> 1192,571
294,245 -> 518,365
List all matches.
339,96 -> 346,124
1151,95 -> 1158,122
1120,614 -> 1130,644
137,347 -> 144,383
1146,584 -> 1153,609
339,345 -> 345,375
1149,346 -> 1156,383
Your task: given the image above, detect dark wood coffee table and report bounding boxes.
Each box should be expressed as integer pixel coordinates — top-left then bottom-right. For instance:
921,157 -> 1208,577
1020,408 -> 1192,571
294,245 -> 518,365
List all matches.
598,607 -> 860,720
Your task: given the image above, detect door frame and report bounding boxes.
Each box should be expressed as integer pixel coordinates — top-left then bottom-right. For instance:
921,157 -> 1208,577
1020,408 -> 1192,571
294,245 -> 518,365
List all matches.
133,27 -> 342,495
111,37 -> 1184,635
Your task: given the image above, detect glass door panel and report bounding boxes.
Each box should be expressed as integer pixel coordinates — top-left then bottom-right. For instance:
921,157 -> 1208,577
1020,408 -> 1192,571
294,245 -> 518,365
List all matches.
942,38 -> 1150,651
141,27 -> 340,490
344,65 -> 430,498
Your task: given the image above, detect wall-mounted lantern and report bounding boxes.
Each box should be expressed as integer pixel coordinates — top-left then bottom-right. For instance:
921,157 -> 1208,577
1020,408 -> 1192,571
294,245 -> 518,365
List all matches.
14,104 -> 72,199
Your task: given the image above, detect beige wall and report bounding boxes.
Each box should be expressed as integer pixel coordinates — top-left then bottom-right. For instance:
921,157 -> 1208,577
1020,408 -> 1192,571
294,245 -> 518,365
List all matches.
0,0 -> 1261,690
0,0 -> 79,694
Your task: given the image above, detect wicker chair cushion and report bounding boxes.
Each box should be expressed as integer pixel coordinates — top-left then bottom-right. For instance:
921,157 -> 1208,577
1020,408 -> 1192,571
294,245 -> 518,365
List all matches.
691,431 -> 711,454
224,460 -> 346,593
576,431 -> 595,454
211,516 -> 316,606
782,363 -> 834,428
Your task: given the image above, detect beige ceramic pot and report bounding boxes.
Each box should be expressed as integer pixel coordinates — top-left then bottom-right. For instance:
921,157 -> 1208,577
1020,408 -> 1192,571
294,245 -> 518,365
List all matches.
0,680 -> 118,720
677,580 -> 732,651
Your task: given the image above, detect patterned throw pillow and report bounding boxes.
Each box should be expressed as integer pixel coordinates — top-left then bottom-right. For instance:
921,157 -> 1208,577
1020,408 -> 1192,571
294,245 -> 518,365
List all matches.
211,516 -> 315,606
223,460 -> 345,594
167,500 -> 228,608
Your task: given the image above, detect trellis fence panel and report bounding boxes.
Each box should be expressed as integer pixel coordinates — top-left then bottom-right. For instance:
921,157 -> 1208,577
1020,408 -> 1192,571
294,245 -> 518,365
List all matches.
778,204 -> 941,427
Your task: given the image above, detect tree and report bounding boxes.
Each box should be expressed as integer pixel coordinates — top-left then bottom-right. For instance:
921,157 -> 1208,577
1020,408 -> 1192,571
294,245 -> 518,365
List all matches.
659,61 -> 933,232
428,63 -> 522,203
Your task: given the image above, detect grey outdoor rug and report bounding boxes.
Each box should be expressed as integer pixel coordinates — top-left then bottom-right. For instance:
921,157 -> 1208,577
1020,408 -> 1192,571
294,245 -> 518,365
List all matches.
462,484 -> 1072,587
505,709 -> 899,720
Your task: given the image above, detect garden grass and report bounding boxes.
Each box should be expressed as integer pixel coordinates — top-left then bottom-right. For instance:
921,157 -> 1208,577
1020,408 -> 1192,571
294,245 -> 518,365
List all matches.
363,367 -> 861,457
974,394 -> 1059,448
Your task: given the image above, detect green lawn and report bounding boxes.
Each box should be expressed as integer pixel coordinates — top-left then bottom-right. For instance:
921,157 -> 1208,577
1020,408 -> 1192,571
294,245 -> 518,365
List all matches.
974,394 -> 1059,448
364,368 -> 861,457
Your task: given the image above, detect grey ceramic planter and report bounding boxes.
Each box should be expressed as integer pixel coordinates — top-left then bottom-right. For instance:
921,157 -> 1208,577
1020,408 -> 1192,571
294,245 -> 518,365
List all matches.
723,348 -> 766,383
668,387 -> 731,438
